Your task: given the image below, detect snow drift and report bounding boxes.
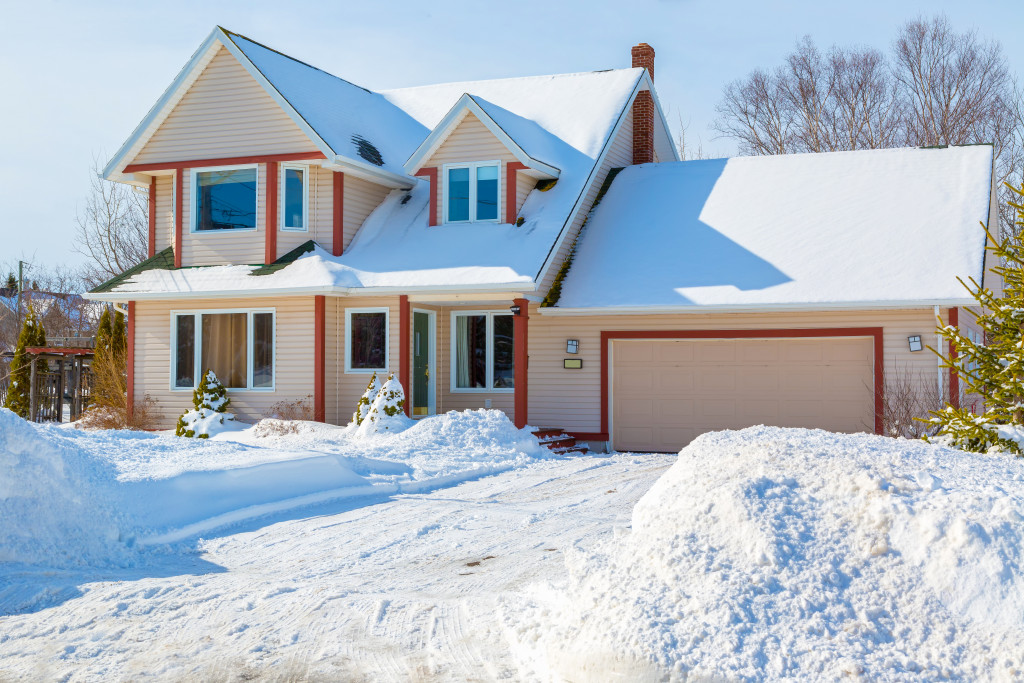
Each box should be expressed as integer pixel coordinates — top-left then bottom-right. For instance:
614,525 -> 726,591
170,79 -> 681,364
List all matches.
0,409 -> 132,568
506,427 -> 1024,681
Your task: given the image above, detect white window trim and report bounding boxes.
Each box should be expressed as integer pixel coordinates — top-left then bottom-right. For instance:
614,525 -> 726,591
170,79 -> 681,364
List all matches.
442,160 -> 501,224
189,164 -> 260,234
345,307 -> 390,374
279,163 -> 309,232
169,308 -> 277,392
449,310 -> 515,393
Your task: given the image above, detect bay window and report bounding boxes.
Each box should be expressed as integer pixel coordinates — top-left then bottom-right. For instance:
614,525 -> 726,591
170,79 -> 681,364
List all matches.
280,164 -> 308,231
172,310 -> 274,390
192,166 -> 258,232
346,308 -> 389,373
444,161 -> 499,223
452,311 -> 514,391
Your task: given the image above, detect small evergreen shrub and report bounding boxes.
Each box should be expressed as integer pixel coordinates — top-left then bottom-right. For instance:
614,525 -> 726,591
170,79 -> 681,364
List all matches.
175,370 -> 235,438
351,372 -> 381,426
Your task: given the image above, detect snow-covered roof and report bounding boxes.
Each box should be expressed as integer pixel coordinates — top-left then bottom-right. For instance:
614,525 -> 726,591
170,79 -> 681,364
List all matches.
552,145 -> 994,312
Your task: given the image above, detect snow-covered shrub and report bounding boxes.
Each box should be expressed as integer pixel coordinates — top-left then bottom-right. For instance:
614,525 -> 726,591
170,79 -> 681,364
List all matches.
356,372 -> 412,436
175,370 -> 236,438
351,372 -> 382,426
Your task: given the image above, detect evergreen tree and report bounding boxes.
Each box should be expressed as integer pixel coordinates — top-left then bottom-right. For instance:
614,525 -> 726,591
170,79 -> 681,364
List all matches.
110,309 -> 126,357
95,307 -> 112,354
929,183 -> 1024,454
351,372 -> 381,426
87,305 -> 128,420
3,305 -> 46,419
175,370 -> 233,438
5,273 -> 15,290
356,372 -> 409,436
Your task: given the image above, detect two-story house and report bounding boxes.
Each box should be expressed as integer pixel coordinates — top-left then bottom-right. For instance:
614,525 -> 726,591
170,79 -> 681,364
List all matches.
87,28 -> 997,452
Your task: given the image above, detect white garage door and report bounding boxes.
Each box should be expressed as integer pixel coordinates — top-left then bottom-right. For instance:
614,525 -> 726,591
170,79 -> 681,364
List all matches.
612,337 -> 875,452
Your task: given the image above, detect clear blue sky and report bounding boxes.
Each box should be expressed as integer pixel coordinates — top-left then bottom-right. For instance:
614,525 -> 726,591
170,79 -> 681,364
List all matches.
1,0 -> 1021,274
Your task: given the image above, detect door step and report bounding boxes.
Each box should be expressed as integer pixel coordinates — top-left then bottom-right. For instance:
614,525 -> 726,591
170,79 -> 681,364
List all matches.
532,428 -> 589,454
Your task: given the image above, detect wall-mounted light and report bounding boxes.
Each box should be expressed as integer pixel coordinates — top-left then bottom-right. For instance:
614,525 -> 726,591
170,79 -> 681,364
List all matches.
509,304 -> 521,316
908,335 -> 923,352
564,358 -> 583,369
566,339 -> 579,354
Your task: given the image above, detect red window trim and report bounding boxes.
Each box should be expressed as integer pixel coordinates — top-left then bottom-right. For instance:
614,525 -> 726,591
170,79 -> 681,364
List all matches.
333,171 -> 345,256
265,162 -> 278,265
506,162 -> 528,224
599,328 -> 885,439
414,167 -> 438,226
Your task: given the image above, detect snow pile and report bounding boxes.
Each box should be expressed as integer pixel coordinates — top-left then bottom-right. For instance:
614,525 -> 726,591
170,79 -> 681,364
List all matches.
505,427 -> 1024,681
0,409 -> 131,568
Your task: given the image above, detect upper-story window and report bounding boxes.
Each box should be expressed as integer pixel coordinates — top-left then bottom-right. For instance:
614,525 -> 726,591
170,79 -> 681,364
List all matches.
192,166 -> 258,232
281,164 -> 308,231
444,161 -> 499,223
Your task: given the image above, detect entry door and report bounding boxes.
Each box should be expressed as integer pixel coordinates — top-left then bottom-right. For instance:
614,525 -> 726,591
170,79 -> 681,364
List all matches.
412,310 -> 435,416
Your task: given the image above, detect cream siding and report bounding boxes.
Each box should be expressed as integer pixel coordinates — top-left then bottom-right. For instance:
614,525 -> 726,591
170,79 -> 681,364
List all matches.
277,165 -> 335,257
537,107 -> 633,292
325,297 -> 342,424
134,297 -> 315,427
180,164 -> 266,266
343,175 -> 392,251
424,112 -> 519,224
130,46 -> 319,166
528,306 -> 947,435
153,175 -> 174,252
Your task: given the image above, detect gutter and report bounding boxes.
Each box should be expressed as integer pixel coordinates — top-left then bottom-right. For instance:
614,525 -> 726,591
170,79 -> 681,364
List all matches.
539,299 -> 979,316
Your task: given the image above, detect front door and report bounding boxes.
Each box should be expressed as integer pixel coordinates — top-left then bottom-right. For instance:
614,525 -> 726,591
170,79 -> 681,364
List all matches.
412,310 -> 435,416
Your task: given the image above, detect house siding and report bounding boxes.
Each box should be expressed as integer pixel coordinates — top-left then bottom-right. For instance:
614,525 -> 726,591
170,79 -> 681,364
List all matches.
343,175 -> 392,251
130,46 -> 319,166
528,306 -> 949,435
134,296 -> 315,427
154,174 -> 174,252
179,164 -> 267,266
276,164 -> 336,257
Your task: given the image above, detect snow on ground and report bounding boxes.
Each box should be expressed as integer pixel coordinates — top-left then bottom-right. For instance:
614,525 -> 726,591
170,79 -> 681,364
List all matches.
504,427 -> 1024,682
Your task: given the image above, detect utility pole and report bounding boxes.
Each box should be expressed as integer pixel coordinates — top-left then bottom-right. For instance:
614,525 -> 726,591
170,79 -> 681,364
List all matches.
16,260 -> 25,323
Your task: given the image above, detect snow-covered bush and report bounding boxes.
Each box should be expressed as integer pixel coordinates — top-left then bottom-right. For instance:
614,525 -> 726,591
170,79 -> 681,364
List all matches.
356,372 -> 412,436
351,372 -> 382,426
175,370 -> 236,438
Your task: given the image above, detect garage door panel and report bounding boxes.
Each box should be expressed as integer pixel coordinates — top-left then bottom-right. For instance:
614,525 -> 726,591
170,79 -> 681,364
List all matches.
613,337 -> 874,452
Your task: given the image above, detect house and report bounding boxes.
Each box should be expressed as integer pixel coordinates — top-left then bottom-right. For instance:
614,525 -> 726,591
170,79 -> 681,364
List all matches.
86,27 -> 997,452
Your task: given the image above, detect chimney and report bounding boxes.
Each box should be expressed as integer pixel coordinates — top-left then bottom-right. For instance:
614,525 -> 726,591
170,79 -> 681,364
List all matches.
631,42 -> 655,165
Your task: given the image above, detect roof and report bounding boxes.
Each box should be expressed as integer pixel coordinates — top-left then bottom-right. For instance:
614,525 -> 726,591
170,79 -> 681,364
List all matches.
551,145 -> 994,312
90,247 -> 176,294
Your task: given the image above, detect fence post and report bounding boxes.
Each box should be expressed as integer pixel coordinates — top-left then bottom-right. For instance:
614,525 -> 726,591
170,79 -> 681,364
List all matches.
29,356 -> 37,422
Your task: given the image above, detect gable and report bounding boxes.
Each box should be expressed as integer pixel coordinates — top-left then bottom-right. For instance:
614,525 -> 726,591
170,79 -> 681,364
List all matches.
423,111 -> 519,169
128,45 -> 319,167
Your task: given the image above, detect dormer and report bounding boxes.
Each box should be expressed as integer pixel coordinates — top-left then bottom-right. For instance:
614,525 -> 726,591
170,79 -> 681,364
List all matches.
403,94 -> 560,226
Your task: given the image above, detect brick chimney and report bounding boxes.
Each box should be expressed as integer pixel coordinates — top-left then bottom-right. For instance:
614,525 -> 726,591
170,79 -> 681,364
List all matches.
631,42 -> 655,165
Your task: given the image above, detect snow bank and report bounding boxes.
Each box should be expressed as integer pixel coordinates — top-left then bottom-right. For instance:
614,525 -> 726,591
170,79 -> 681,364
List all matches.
506,427 -> 1024,681
0,409 -> 132,568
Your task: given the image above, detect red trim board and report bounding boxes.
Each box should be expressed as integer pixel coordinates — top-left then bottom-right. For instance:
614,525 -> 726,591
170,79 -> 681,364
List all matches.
513,298 -> 529,428
314,295 -> 326,422
599,328 -> 886,438
399,295 -> 411,417
148,176 -> 156,258
414,167 -> 438,226
265,162 -> 278,265
124,151 -> 326,174
506,162 -> 528,224
333,171 -> 345,256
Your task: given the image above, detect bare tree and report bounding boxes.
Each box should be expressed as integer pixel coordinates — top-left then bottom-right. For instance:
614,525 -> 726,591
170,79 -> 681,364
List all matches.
74,161 -> 149,289
713,16 -> 1023,233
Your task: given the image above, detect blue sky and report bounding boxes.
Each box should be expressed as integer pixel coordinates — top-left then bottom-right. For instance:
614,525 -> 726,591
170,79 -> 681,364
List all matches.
1,0 -> 1021,274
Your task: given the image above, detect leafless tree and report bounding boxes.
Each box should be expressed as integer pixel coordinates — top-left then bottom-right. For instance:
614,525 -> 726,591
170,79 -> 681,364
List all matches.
73,161 -> 149,289
675,115 -> 711,160
713,16 -> 1023,232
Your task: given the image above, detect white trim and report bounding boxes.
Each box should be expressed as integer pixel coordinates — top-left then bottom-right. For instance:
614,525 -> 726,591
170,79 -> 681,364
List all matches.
404,94 -> 561,178
279,163 -> 309,232
538,299 -> 983,316
189,164 -> 260,234
169,307 -> 277,392
449,310 -> 516,393
345,306 -> 390,374
442,161 -> 501,224
411,308 -> 437,417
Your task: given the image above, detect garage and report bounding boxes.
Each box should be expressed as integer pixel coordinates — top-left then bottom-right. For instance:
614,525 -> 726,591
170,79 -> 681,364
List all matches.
611,336 -> 876,452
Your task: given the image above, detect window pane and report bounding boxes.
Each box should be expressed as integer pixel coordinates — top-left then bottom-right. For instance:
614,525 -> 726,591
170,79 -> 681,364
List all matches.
492,314 -> 515,388
476,165 -> 498,221
455,315 -> 487,389
195,168 -> 257,231
201,313 -> 248,388
253,313 -> 273,388
448,167 -> 470,222
175,315 -> 195,388
283,168 -> 304,230
350,312 -> 387,370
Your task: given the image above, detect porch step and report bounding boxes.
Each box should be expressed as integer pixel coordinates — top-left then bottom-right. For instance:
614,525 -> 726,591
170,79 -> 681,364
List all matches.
532,427 -> 589,454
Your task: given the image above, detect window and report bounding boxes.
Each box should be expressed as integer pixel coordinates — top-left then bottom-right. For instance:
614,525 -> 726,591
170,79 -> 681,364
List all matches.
171,310 -> 274,390
444,161 -> 500,223
452,312 -> 515,391
191,166 -> 258,232
346,308 -> 389,373
280,164 -> 308,231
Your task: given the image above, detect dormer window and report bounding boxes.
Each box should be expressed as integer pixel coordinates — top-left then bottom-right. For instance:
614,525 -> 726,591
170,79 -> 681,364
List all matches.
192,166 -> 258,232
444,161 -> 499,223
280,164 -> 308,231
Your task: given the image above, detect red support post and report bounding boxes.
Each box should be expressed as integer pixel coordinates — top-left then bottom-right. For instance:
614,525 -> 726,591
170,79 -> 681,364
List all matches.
148,176 -> 156,258
314,295 -> 325,422
126,301 -> 136,423
513,298 -> 529,428
414,167 -> 438,226
949,307 -> 960,409
506,162 -> 528,224
333,171 -> 345,256
265,162 -> 278,265
399,295 -> 411,416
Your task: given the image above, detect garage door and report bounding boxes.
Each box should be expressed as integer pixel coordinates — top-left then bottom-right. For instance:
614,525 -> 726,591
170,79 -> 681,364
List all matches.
612,337 -> 874,452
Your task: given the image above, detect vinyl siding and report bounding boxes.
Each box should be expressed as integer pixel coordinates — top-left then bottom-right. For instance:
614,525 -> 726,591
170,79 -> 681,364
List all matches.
277,165 -> 335,257
180,164 -> 266,266
343,175 -> 392,251
537,107 -> 633,293
528,306 -> 949,435
153,175 -> 174,252
134,297 -> 315,427
130,46 -> 319,166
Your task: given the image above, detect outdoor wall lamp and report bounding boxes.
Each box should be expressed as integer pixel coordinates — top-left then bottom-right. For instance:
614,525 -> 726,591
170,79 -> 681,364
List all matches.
509,304 -> 521,316
908,335 -> 923,352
